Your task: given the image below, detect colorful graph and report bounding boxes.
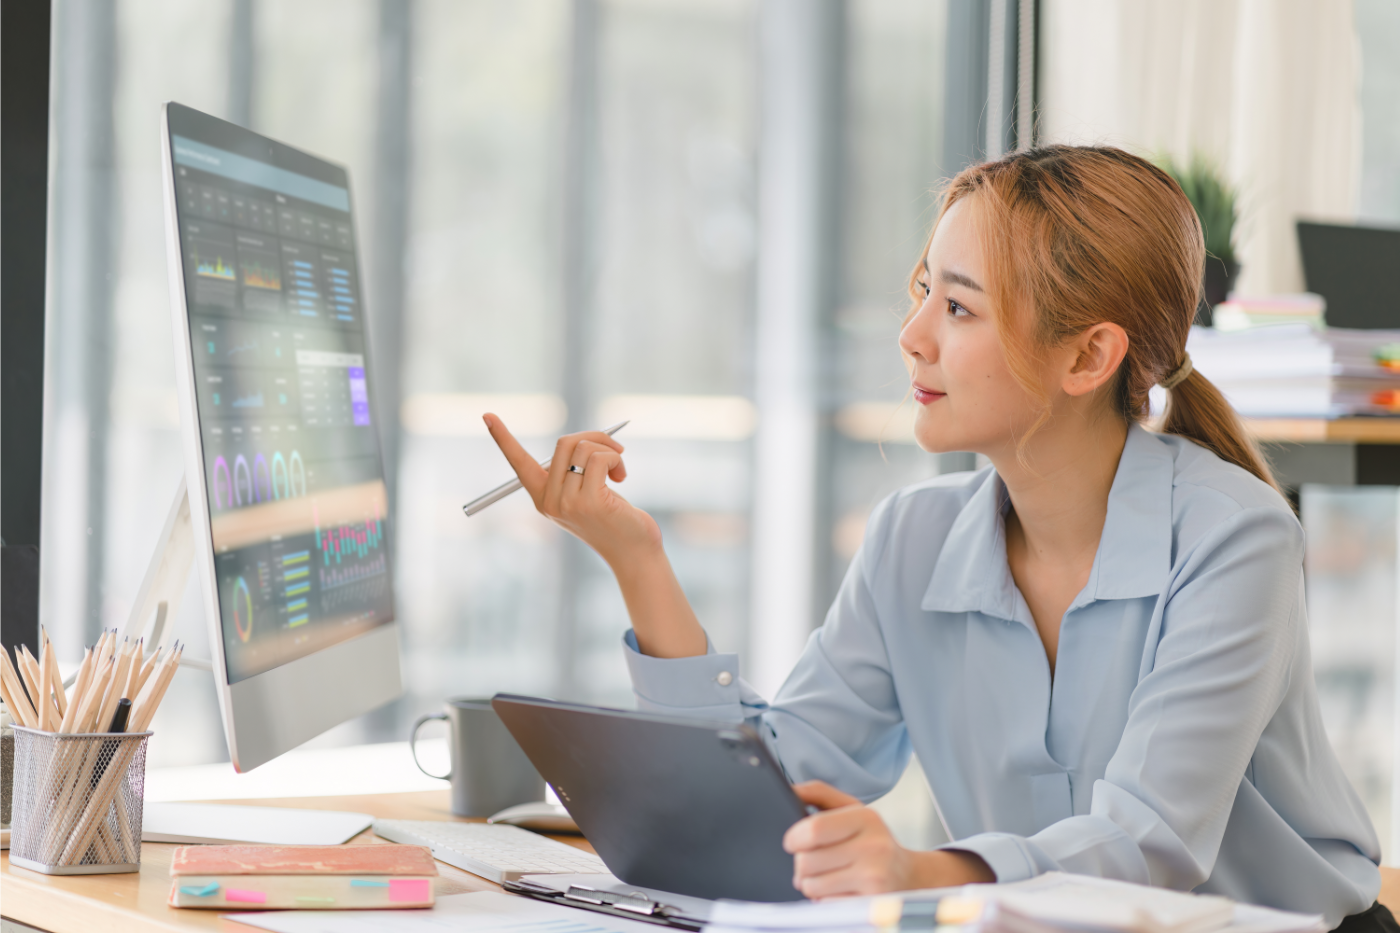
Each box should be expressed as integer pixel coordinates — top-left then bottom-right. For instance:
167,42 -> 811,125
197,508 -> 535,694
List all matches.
212,449 -> 304,509
241,257 -> 281,290
313,501 -> 386,591
326,261 -> 356,322
279,550 -> 311,627
284,252 -> 321,317
320,571 -> 389,615
232,576 -> 253,642
319,552 -> 387,590
193,245 -> 236,281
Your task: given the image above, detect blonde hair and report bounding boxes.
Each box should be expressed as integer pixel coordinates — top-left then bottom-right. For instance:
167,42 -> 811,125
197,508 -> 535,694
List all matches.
909,145 -> 1278,491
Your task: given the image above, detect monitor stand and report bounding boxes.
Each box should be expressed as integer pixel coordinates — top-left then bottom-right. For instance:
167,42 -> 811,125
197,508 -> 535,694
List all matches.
114,477 -> 375,846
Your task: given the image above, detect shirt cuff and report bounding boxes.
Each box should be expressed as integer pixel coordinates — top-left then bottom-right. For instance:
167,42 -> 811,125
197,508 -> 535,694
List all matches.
622,629 -> 745,722
939,832 -> 1040,884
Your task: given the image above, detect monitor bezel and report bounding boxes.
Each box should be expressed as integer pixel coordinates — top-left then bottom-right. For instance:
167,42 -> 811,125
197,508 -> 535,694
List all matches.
160,101 -> 402,772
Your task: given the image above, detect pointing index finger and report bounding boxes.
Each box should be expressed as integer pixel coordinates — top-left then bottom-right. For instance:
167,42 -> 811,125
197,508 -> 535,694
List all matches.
483,414 -> 548,502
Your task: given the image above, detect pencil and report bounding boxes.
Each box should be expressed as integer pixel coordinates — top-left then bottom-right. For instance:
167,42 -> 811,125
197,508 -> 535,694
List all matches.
74,656 -> 115,734
131,642 -> 181,733
23,643 -> 56,731
0,649 -> 37,728
42,627 -> 68,719
37,639 -> 53,730
134,645 -> 161,697
0,658 -> 35,728
122,638 -> 143,701
93,643 -> 135,739
17,645 -> 42,713
59,648 -> 93,733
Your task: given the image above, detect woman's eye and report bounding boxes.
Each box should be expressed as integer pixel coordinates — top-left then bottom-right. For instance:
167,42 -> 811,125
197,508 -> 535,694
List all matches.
917,279 -> 931,298
947,299 -> 970,317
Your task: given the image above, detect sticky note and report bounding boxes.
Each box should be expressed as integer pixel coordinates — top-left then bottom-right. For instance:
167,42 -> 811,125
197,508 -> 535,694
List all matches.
179,883 -> 220,897
389,879 -> 431,903
350,879 -> 390,888
225,888 -> 267,904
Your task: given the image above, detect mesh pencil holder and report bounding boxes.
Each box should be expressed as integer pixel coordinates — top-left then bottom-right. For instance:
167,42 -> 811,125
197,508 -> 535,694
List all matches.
9,726 -> 152,874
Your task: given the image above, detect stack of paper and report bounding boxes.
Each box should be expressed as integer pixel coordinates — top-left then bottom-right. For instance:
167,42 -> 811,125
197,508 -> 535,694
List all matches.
1212,294 -> 1325,332
1187,324 -> 1400,417
221,874 -> 1327,933
705,873 -> 1324,933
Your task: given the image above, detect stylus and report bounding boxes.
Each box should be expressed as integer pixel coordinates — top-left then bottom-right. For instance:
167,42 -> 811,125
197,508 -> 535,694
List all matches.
464,421 -> 629,517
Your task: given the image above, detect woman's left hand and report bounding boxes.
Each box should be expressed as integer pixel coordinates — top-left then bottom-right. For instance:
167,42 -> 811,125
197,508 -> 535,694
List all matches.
784,781 -> 994,899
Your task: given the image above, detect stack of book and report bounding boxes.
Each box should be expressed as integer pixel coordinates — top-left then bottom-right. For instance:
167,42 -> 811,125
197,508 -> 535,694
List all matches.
168,844 -> 438,909
1187,323 -> 1400,418
1212,293 -> 1325,332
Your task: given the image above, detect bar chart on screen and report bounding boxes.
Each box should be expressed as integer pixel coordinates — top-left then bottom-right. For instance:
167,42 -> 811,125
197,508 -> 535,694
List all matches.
316,510 -> 384,565
314,504 -> 389,617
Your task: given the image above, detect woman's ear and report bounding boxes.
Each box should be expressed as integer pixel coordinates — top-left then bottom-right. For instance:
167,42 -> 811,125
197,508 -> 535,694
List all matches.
1062,322 -> 1130,397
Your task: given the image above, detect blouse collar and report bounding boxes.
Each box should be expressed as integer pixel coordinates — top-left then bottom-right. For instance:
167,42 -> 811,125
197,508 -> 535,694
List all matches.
920,423 -> 1176,621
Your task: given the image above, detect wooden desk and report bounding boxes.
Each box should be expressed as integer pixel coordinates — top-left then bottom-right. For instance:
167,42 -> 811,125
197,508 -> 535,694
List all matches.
4,792 -> 1398,931
1245,419 -> 1400,488
1247,418 -> 1400,445
0,791 -> 592,933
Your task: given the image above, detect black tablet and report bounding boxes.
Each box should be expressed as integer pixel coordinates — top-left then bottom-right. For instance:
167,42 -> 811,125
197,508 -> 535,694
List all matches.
491,694 -> 807,902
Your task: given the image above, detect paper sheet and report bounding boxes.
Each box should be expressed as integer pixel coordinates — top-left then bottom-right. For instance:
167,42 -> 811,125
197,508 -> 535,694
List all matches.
704,873 -> 1324,933
225,890 -> 667,933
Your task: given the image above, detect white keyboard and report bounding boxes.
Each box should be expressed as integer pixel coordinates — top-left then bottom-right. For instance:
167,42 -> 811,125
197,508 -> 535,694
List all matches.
372,818 -> 609,883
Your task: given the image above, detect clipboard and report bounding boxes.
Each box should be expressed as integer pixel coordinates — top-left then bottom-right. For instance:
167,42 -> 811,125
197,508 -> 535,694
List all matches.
502,879 -> 706,931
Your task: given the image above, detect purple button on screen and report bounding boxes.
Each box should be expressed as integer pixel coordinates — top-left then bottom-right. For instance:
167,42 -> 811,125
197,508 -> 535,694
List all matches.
348,367 -> 370,424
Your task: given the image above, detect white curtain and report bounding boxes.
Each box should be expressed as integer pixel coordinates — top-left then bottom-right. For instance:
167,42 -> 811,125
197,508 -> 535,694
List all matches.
1039,0 -> 1361,296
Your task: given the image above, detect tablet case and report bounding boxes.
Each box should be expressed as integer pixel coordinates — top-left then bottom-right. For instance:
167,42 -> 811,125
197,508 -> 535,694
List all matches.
491,694 -> 807,902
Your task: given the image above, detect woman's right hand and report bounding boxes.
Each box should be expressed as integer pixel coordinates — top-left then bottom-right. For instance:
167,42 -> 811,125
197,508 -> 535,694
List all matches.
483,413 -> 708,659
483,413 -> 662,570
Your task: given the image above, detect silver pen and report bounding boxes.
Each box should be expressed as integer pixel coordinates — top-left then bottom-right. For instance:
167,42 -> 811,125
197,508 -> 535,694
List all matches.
464,420 -> 630,517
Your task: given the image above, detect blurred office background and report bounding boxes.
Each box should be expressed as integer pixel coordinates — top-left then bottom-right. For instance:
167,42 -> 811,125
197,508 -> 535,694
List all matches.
37,0 -> 1400,858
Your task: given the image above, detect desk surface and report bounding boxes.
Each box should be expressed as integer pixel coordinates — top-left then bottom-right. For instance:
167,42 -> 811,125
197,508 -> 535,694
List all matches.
0,790 -> 574,933
4,791 -> 1399,932
1247,418 -> 1400,444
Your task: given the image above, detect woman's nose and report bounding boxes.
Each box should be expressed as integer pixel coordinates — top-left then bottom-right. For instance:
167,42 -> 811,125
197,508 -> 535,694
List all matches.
899,298 -> 939,362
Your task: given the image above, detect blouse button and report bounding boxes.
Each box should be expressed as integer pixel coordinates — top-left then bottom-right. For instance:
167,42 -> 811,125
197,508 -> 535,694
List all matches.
716,671 -> 734,686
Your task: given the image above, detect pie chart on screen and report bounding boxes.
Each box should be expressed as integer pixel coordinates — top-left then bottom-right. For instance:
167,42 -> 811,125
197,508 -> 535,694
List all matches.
232,575 -> 253,643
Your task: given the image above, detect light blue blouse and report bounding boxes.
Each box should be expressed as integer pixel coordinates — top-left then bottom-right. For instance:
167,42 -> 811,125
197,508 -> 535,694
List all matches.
623,424 -> 1381,925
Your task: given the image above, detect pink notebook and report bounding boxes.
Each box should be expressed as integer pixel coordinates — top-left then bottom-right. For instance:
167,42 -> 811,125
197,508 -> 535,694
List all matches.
168,844 -> 438,910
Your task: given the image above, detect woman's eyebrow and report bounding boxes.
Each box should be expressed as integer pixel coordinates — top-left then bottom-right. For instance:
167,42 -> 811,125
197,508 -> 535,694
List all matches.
940,268 -> 983,292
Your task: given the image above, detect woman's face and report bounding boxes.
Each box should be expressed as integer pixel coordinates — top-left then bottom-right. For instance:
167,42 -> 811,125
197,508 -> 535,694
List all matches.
899,196 -> 1049,457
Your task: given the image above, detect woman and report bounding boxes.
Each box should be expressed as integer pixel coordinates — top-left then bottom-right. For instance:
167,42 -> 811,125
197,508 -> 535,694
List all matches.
485,146 -> 1387,929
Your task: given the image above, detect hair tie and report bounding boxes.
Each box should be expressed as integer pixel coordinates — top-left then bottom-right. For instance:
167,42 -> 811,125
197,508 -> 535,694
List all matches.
1159,353 -> 1193,390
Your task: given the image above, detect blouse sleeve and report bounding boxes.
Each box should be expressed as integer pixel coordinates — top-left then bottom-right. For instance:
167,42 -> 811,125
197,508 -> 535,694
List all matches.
943,505 -> 1314,888
623,497 -> 912,802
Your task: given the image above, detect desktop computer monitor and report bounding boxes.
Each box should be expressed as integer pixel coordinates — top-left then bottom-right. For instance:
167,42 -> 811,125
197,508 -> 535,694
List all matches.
159,102 -> 402,772
1297,220 -> 1400,329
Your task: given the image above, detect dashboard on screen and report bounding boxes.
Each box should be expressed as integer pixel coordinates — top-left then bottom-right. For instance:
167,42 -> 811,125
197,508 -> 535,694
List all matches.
165,105 -> 393,684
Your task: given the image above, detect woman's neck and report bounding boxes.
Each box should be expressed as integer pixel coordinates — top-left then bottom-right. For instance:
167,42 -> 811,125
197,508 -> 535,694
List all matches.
993,413 -> 1130,570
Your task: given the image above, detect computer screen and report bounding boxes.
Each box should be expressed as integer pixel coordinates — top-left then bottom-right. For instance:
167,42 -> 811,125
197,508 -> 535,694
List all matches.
164,104 -> 394,687
1297,220 -> 1400,329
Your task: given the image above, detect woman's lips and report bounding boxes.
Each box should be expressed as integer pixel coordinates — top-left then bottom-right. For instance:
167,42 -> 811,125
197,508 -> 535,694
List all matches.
912,384 -> 945,405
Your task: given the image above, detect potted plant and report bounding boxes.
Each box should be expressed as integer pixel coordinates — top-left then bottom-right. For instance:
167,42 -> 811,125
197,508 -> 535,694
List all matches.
1159,153 -> 1239,326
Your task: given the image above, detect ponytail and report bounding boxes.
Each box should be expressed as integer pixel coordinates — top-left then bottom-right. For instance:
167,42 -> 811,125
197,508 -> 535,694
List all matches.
1161,370 -> 1280,492
921,146 -> 1280,494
